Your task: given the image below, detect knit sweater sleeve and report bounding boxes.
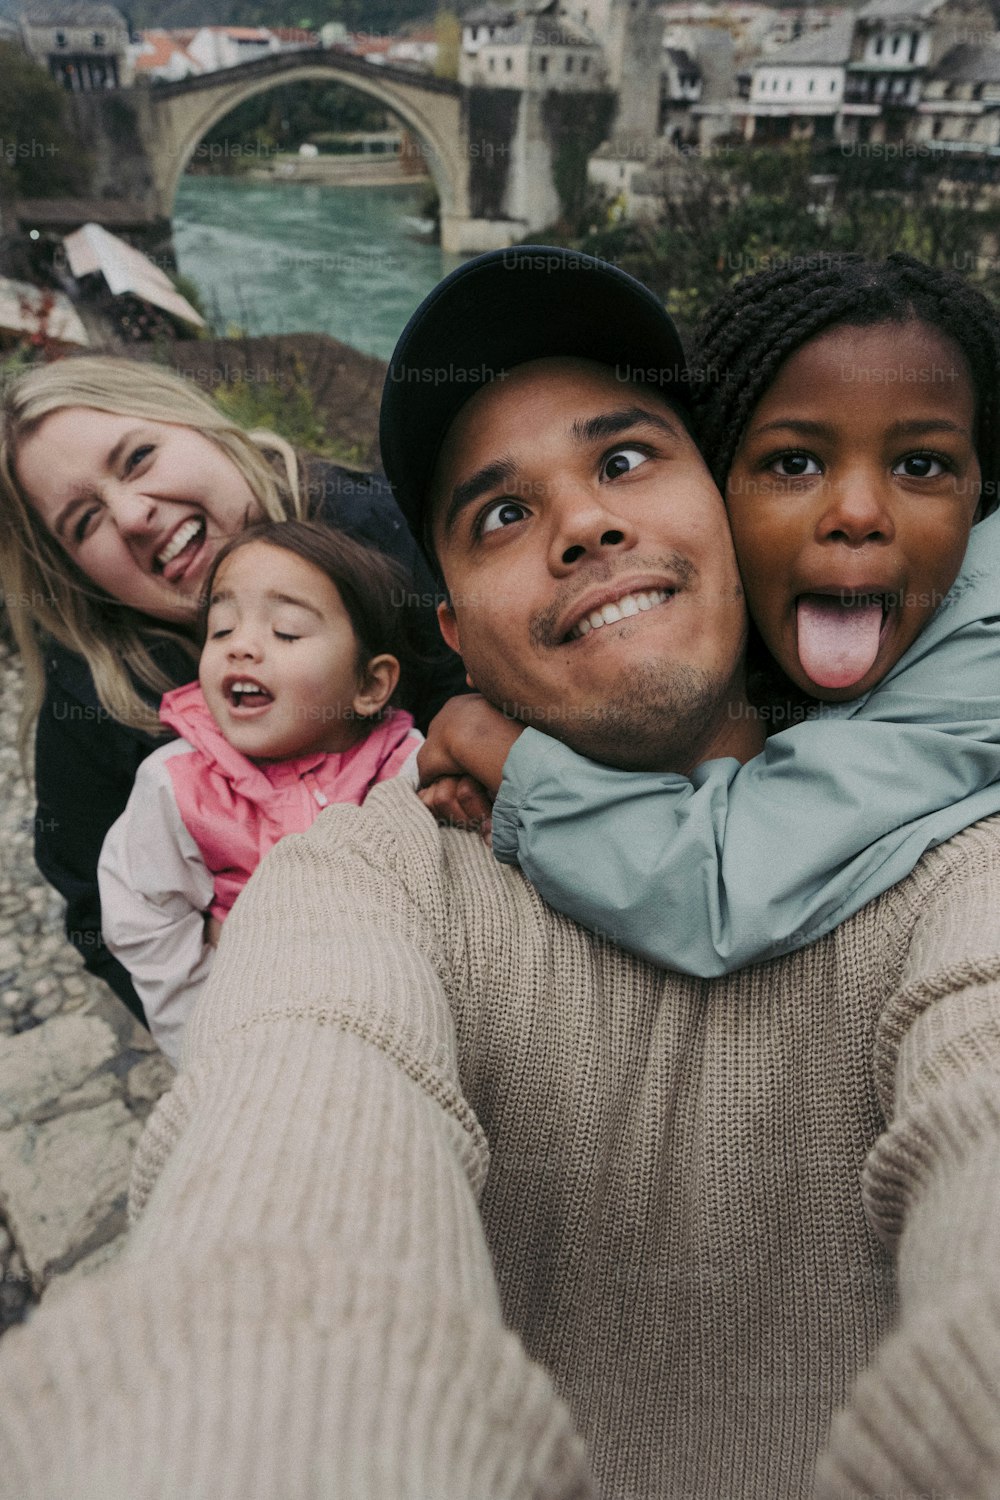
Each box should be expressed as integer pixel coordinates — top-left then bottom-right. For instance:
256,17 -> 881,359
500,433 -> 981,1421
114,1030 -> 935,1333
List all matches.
0,782 -> 593,1500
816,818 -> 1000,1500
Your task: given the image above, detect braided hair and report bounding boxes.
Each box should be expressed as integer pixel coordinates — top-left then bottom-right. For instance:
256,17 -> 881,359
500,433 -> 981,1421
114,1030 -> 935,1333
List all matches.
688,252 -> 1000,517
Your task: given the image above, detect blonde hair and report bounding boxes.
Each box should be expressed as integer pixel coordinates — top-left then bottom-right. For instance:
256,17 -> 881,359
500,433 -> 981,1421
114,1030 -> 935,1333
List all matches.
0,357 -> 310,760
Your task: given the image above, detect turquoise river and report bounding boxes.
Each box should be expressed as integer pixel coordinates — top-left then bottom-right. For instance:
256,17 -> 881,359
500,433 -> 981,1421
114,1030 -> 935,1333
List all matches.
174,174 -> 463,361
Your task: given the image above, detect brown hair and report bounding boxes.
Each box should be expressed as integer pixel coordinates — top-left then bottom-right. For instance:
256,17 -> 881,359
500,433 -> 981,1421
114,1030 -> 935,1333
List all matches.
201,519 -> 415,716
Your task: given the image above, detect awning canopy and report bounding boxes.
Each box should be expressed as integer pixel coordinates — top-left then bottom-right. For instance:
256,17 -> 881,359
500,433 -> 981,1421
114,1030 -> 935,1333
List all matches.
0,276 -> 90,347
64,222 -> 206,330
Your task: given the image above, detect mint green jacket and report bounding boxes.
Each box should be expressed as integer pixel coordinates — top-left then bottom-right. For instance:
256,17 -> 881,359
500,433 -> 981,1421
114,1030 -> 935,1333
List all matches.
491,508 -> 1000,977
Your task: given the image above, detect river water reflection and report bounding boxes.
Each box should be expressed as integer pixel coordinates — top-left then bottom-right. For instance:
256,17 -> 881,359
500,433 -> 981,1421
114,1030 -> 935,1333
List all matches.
174,175 -> 462,361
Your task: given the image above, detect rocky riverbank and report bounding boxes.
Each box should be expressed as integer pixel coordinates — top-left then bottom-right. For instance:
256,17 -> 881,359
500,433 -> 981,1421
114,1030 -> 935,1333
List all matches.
0,637 -> 173,1338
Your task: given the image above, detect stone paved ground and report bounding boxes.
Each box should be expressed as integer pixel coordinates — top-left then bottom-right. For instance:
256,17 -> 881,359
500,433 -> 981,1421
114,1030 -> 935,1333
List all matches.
0,633 -> 174,1337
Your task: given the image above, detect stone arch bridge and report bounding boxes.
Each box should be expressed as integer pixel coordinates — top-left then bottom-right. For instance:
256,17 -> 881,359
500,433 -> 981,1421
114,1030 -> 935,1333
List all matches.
147,51 -> 476,252
105,48 -> 612,254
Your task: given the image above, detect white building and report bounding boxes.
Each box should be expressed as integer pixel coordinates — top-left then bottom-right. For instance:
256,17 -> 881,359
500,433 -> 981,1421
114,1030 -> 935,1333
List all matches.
741,0 -> 997,146
461,3 -> 520,59
185,27 -> 275,74
387,26 -> 439,71
133,30 -> 201,83
842,0 -> 938,131
460,5 -> 605,90
744,15 -> 853,140
915,40 -> 1000,152
20,2 -> 133,90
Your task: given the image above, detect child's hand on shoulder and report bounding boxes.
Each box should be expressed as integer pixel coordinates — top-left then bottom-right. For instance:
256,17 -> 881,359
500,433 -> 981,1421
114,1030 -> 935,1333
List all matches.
417,693 -> 524,837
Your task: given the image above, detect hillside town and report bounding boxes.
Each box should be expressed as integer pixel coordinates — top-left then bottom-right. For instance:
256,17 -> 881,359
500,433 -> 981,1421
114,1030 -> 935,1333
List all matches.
1,0 -> 998,226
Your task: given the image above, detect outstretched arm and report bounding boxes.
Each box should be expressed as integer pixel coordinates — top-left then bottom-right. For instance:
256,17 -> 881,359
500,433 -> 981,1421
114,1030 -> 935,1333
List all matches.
0,786 -> 592,1500
816,817 -> 1000,1498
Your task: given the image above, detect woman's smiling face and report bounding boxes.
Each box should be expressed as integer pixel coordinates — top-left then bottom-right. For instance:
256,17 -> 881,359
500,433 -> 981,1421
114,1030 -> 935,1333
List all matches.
16,406 -> 263,626
724,320 -> 981,700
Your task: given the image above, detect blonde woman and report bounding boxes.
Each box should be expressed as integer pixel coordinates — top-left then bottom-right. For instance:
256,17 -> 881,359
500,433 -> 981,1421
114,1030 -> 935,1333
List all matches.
0,357 -> 463,1023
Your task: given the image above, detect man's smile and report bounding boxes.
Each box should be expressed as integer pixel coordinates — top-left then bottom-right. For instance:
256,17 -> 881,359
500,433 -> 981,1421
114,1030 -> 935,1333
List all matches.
535,556 -> 696,650
565,585 -> 676,642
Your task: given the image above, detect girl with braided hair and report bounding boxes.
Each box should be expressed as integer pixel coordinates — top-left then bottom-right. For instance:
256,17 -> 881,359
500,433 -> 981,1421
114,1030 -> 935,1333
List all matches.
690,251 -> 1000,704
418,250 -> 1000,976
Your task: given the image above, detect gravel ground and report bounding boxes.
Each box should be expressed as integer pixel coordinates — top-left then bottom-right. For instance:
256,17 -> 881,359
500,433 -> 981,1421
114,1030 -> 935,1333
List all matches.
0,632 -> 173,1337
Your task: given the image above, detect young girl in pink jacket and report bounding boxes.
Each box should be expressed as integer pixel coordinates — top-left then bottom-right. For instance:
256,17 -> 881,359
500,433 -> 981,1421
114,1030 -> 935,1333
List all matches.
98,519 -> 424,1063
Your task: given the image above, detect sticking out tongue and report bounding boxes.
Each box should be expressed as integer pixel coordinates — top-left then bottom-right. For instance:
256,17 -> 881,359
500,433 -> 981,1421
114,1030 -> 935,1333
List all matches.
795,595 -> 884,690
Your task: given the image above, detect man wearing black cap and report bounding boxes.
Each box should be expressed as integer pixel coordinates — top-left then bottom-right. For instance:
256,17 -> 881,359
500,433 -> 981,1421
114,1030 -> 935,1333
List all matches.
4,249 -> 1000,1500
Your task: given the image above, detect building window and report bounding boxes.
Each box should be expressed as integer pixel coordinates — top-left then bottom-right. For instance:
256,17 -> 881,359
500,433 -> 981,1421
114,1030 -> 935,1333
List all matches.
581,55 -> 589,72
874,34 -> 883,54
55,30 -> 66,46
488,55 -> 495,70
505,54 -> 512,70
539,53 -> 548,72
808,77 -> 814,92
830,77 -> 836,91
908,31 -> 919,61
565,53 -> 573,70
891,33 -> 901,53
93,32 -> 104,46
786,77 -> 792,91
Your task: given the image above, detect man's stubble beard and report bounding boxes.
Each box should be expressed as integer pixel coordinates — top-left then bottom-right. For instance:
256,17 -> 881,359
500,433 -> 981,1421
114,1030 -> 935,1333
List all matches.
473,653 -> 734,773
468,551 -> 743,772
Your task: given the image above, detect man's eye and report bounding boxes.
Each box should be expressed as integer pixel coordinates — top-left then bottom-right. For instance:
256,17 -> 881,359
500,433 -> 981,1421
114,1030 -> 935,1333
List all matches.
125,445 -> 153,474
274,631 -> 300,642
601,447 -> 648,481
480,499 -> 529,535
768,452 -> 821,478
894,452 -> 948,479
209,626 -> 231,640
72,506 -> 100,543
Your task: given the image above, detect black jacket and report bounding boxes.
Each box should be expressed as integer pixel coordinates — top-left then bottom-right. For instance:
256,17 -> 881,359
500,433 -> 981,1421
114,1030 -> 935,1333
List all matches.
34,464 -> 466,1025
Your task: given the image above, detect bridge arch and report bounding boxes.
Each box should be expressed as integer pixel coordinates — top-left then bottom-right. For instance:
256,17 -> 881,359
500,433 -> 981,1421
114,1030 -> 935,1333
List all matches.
147,53 -> 468,226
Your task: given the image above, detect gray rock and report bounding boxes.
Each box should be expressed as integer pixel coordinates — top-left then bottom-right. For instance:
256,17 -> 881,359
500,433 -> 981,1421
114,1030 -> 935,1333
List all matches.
0,1099 -> 141,1283
43,1233 -> 126,1298
30,993 -> 63,1022
126,1053 -> 175,1103
0,1015 -> 118,1128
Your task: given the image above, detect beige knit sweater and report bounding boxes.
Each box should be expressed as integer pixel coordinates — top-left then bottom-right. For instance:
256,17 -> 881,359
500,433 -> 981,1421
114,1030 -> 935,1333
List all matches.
3,781 -> 1000,1500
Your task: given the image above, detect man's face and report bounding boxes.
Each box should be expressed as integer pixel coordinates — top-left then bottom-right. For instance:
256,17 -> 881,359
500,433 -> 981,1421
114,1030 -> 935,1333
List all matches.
429,358 -> 750,772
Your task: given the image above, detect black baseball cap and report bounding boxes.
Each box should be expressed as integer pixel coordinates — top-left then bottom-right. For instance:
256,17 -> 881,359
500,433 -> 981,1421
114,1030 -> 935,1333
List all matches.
379,245 -> 689,556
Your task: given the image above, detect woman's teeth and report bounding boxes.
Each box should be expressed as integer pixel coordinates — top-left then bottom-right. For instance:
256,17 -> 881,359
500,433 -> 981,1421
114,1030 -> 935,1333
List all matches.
156,518 -> 205,569
568,588 -> 673,641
